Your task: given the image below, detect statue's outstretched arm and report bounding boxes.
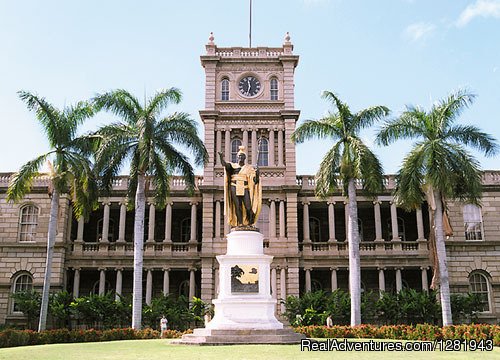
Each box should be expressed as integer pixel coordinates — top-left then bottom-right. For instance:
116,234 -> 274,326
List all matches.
218,152 -> 227,167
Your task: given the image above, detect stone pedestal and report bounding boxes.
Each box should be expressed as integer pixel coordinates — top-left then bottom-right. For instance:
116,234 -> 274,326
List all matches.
175,230 -> 305,345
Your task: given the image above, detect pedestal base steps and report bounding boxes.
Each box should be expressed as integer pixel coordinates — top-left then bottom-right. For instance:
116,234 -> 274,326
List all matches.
172,328 -> 306,345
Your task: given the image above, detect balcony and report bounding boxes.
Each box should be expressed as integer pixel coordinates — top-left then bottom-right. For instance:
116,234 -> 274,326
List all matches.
70,240 -> 199,257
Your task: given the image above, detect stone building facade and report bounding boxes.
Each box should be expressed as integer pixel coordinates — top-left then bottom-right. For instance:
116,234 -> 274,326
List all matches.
0,35 -> 499,325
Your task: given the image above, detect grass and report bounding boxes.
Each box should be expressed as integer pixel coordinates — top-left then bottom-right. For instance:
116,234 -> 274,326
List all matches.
0,339 -> 498,360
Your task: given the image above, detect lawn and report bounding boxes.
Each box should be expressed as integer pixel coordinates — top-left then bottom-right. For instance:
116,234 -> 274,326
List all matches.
0,339 -> 498,360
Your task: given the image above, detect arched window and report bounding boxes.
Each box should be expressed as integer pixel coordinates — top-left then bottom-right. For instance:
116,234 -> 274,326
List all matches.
180,218 -> 191,242
463,204 -> 483,240
231,139 -> 242,163
270,78 -> 278,100
358,218 -> 364,242
386,217 -> 406,241
469,272 -> 491,312
310,217 -> 321,242
256,203 -> 270,238
97,218 -> 115,242
19,205 -> 38,242
221,78 -> 229,101
257,138 -> 269,166
11,272 -> 33,313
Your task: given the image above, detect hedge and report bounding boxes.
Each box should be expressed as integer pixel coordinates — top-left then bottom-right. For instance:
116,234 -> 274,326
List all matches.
0,328 -> 193,348
294,324 -> 500,346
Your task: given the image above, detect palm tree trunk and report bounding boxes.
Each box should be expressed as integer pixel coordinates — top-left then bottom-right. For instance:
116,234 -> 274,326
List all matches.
38,188 -> 59,331
131,174 -> 146,329
347,178 -> 361,326
434,190 -> 452,325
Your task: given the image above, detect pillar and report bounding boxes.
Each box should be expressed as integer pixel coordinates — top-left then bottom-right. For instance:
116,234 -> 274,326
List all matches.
101,201 -> 110,242
277,129 -> 284,166
189,268 -> 196,301
416,207 -> 425,240
305,268 -> 312,293
148,202 -> 155,242
251,129 -> 257,164
190,202 -> 197,242
374,200 -> 382,241
421,267 -> 429,292
330,267 -> 338,290
215,130 -> 222,165
146,269 -> 153,305
269,200 -> 276,238
215,200 -> 221,238
279,200 -> 286,238
99,268 -> 106,295
73,268 -> 80,298
390,201 -> 399,240
164,202 -> 172,241
396,268 -> 402,292
243,128 -> 248,151
303,202 -> 310,241
118,201 -> 127,242
280,267 -> 286,313
328,201 -> 336,241
163,268 -> 170,296
224,129 -> 231,161
269,129 -> 275,166
115,268 -> 123,301
378,268 -> 385,297
271,268 -> 277,299
77,217 -> 84,241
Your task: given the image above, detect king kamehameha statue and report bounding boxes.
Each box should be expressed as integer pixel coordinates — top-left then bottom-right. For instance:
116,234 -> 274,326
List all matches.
219,146 -> 262,229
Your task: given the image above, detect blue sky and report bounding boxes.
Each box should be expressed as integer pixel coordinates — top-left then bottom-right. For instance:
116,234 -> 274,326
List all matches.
1,0 -> 499,175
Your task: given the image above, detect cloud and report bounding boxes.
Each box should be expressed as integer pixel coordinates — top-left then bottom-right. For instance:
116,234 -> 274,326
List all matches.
403,22 -> 436,41
456,0 -> 500,27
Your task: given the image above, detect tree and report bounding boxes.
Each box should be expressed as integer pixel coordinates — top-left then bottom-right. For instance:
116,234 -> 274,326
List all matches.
92,88 -> 208,329
291,91 -> 389,325
7,91 -> 98,331
376,89 -> 498,325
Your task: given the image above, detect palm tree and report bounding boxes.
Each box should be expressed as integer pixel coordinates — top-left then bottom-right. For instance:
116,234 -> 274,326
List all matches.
7,91 -> 98,331
92,88 -> 208,329
291,91 -> 390,326
376,89 -> 498,325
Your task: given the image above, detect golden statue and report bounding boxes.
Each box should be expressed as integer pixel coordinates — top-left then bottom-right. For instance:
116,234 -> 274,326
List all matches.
218,146 -> 262,228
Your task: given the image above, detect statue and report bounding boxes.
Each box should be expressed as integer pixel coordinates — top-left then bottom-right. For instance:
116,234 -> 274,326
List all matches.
219,146 -> 262,228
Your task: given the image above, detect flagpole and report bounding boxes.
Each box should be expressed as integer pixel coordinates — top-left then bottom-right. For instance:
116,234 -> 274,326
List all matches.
249,0 -> 252,47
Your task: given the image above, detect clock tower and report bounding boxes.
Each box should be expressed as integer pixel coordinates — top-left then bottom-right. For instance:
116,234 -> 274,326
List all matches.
198,33 -> 301,302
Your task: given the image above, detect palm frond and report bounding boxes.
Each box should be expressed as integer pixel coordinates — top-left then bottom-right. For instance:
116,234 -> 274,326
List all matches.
93,90 -> 140,124
291,118 -> 342,144
376,108 -> 426,146
349,137 -> 384,195
321,91 -> 351,119
150,150 -> 170,209
146,88 -> 182,118
315,142 -> 342,198
353,105 -> 390,132
7,153 -> 51,202
393,144 -> 426,209
444,124 -> 498,157
433,89 -> 475,131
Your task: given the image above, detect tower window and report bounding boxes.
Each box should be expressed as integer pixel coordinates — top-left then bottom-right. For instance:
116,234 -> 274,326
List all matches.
231,139 -> 242,163
221,79 -> 229,101
270,78 -> 278,100
257,138 -> 269,166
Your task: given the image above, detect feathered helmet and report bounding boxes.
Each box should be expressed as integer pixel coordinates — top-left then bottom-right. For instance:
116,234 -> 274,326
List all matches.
237,145 -> 247,156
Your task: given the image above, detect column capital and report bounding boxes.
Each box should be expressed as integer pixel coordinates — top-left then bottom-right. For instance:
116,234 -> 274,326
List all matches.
189,201 -> 199,206
98,267 -> 107,271
115,267 -> 124,272
147,201 -> 156,206
329,267 -> 338,271
72,267 -> 81,271
101,200 -> 112,206
373,200 -> 381,205
166,201 -> 174,206
420,266 -> 429,271
394,267 -> 403,271
301,201 -> 310,206
119,199 -> 129,206
188,267 -> 198,272
327,200 -> 336,205
163,267 -> 171,272
377,267 -> 386,271
304,267 -> 313,271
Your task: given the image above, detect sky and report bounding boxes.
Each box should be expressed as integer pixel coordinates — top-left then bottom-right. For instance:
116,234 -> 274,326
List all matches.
1,0 -> 499,175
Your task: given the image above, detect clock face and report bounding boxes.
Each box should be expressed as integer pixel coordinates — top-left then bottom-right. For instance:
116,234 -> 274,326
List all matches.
238,76 -> 261,97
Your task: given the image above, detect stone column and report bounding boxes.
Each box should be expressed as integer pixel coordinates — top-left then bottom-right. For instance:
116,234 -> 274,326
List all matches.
118,201 -> 127,242
390,201 -> 399,240
145,269 -> 153,305
330,267 -> 338,290
374,200 -> 382,241
279,200 -> 286,238
215,200 -> 221,238
163,268 -> 170,296
102,201 -> 111,242
73,268 -> 80,298
243,129 -> 248,151
271,267 -> 277,299
305,268 -> 312,293
396,268 -> 402,292
224,129 -> 231,161
251,129 -> 257,164
277,129 -> 284,166
378,267 -> 385,297
421,267 -> 429,292
280,267 -> 286,313
416,207 -> 425,240
164,202 -> 172,241
328,201 -> 336,241
215,129 -> 222,165
115,268 -> 123,301
77,217 -> 84,241
303,201 -> 310,241
189,268 -> 196,301
269,200 -> 276,238
269,129 -> 275,166
147,202 -> 155,242
99,268 -> 106,295
190,202 -> 197,242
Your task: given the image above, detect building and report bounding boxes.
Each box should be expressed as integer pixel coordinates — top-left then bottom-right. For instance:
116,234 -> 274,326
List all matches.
1,34 -> 499,326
